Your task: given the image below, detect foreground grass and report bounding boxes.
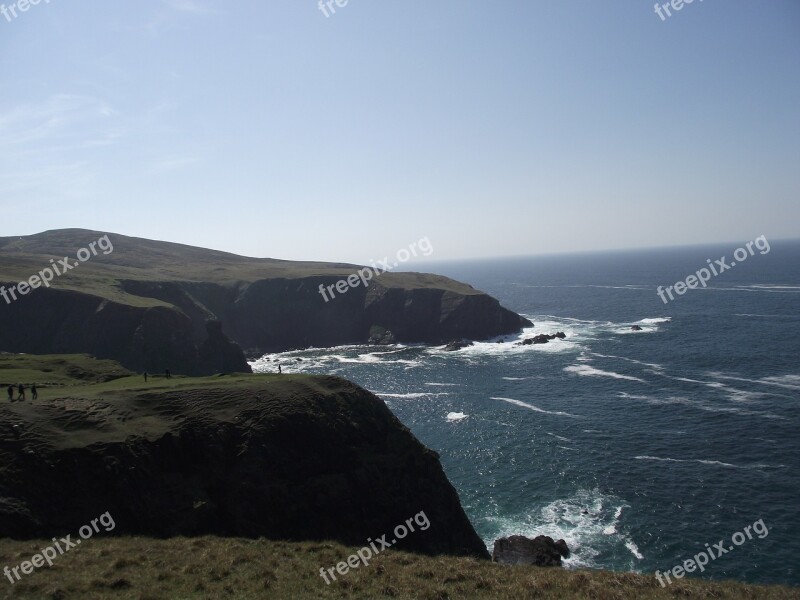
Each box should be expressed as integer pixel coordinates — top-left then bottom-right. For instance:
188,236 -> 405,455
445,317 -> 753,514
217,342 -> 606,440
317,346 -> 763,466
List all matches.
0,538 -> 796,600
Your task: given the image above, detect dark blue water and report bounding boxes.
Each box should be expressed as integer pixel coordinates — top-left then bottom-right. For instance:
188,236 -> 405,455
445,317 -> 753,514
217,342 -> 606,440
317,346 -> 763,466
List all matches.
253,239 -> 800,586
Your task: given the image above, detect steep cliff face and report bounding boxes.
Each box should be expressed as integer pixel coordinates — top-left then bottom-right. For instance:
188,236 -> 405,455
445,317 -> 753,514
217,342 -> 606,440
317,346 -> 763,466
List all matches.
0,286 -> 250,375
0,374 -> 490,559
120,278 -> 530,354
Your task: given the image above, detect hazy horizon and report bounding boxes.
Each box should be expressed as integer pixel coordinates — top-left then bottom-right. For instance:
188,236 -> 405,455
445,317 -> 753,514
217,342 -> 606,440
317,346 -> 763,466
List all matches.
5,227 -> 799,268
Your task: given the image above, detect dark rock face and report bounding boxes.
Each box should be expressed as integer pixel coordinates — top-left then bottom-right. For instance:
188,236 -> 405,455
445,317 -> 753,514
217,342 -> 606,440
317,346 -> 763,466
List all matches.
197,321 -> 251,374
368,325 -> 396,345
631,325 -> 643,331
520,332 -> 566,345
442,340 -> 474,352
492,535 -> 570,567
0,287 -> 244,376
0,377 -> 490,559
85,278 -> 530,359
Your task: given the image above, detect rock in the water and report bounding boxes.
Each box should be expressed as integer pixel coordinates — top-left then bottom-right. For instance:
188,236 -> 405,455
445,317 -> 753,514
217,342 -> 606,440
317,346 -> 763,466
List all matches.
631,325 -> 643,331
519,332 -> 566,346
368,326 -> 396,345
442,340 -> 474,352
492,534 -> 570,567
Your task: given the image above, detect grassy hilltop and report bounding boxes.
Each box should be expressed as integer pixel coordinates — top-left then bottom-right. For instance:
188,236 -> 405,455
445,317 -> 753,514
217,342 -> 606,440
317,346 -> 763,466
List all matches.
0,229 -> 478,308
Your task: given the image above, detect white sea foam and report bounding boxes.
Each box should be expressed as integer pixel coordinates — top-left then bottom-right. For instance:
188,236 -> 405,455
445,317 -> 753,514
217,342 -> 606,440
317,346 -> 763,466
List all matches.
446,412 -> 468,422
589,352 -> 665,371
492,397 -> 579,418
564,364 -> 645,382
633,455 -> 782,470
617,392 -> 784,419
375,392 -> 451,399
547,432 -> 573,442
709,372 -> 800,391
482,489 -> 634,570
625,540 -> 644,560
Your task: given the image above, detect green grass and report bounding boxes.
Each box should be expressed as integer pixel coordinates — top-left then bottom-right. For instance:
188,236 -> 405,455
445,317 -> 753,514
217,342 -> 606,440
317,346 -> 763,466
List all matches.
0,537 -> 796,600
0,230 -> 479,309
0,354 -> 134,388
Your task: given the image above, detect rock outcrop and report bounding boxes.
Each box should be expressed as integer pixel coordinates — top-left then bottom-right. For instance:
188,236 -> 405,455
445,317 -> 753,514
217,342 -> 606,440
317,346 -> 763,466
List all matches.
519,332 -> 566,345
492,535 -> 570,567
442,340 -> 474,352
0,374 -> 490,559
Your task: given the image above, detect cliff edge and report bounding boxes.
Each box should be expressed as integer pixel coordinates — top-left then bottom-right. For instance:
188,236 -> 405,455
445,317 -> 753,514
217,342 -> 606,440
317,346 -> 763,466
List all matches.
0,363 -> 489,559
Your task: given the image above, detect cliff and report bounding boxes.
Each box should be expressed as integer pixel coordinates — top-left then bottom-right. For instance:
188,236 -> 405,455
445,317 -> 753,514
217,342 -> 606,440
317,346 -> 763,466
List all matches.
0,358 -> 489,559
0,229 -> 530,375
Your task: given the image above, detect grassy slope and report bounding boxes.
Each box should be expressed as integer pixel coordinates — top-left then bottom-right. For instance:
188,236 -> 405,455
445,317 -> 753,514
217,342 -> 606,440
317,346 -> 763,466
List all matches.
0,355 -> 796,599
0,537 -> 797,600
0,229 -> 479,308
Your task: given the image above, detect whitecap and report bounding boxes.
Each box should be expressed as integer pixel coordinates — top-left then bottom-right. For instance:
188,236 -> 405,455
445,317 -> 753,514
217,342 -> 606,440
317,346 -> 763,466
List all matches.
633,455 -> 782,470
374,392 -> 451,399
446,412 -> 468,422
625,540 -> 644,560
491,397 -> 579,418
564,364 -> 645,382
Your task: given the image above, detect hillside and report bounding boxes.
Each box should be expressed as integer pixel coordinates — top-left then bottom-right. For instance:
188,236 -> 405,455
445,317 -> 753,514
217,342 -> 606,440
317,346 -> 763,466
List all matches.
0,355 -> 488,559
0,230 -> 530,375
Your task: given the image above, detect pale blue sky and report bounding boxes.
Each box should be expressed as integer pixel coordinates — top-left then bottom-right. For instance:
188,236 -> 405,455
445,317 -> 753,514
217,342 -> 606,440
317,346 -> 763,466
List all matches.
1,1 -> 798,262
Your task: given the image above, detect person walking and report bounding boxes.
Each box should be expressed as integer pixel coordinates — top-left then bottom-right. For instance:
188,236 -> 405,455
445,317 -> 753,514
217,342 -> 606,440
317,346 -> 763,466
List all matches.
17,383 -> 25,401
31,383 -> 38,400
144,372 -> 148,382
6,385 -> 13,402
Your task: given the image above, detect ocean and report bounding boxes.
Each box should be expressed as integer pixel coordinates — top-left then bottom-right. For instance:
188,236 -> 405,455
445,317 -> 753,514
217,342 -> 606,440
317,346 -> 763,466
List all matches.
251,239 -> 800,586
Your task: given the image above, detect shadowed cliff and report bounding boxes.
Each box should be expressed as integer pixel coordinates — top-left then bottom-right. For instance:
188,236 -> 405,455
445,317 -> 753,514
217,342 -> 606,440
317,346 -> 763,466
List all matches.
0,364 -> 489,559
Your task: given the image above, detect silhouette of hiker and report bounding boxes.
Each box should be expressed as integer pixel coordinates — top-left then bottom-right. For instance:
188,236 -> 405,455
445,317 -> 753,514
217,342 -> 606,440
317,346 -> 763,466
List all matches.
17,383 -> 25,401
165,369 -> 171,379
144,372 -> 148,382
6,385 -> 13,402
31,383 -> 37,400
278,365 -> 282,374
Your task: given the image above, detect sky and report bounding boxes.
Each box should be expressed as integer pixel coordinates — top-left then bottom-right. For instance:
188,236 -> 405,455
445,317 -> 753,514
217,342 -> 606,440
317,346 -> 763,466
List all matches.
1,0 -> 799,263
